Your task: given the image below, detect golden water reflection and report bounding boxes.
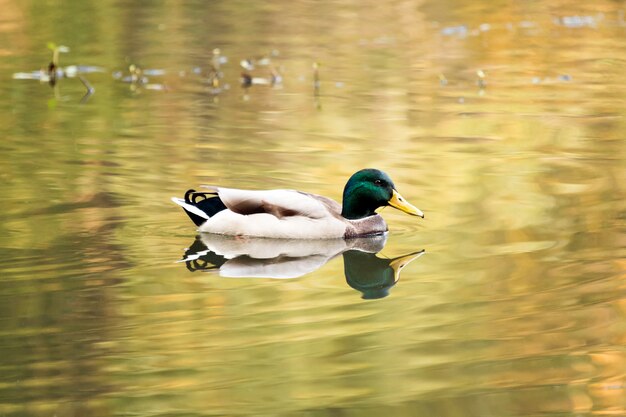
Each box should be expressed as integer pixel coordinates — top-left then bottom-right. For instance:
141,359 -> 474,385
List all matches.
0,0 -> 625,416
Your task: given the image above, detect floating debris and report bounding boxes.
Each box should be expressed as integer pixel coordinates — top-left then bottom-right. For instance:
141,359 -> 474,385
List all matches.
507,20 -> 539,31
476,69 -> 486,89
207,71 -> 220,88
204,48 -> 228,88
269,67 -> 283,86
49,43 -> 69,66
240,72 -> 271,87
438,73 -> 448,86
142,68 -> 166,76
441,25 -> 468,38
78,76 -> 95,103
240,63 -> 282,89
313,62 -> 321,109
113,64 -> 149,84
554,15 -> 601,28
531,74 -> 573,84
144,84 -> 168,91
12,43 -> 101,101
113,64 -> 167,91
313,62 -> 320,92
240,50 -> 278,71
12,71 -> 47,81
240,56 -> 272,71
240,59 -> 256,71
78,75 -> 95,93
210,48 -> 226,87
519,20 -> 537,29
45,43 -> 70,86
211,48 -> 228,68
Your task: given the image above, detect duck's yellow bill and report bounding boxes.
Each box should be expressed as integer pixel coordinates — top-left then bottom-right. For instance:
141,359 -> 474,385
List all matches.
388,189 -> 424,218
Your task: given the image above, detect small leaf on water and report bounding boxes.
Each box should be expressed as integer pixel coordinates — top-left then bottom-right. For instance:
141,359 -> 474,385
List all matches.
47,42 -> 57,51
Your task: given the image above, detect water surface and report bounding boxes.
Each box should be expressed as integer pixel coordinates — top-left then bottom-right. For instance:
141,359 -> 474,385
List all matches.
1,1 -> 625,416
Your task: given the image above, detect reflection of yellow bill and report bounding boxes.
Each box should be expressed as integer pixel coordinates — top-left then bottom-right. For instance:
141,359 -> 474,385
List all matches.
388,189 -> 424,218
390,250 -> 426,282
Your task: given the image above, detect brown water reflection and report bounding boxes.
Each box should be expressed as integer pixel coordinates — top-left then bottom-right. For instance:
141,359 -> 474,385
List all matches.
1,0 -> 625,416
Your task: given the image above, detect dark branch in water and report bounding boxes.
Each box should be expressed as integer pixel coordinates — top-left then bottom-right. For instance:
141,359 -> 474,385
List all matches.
79,76 -> 95,104
313,62 -> 321,110
79,75 -> 95,94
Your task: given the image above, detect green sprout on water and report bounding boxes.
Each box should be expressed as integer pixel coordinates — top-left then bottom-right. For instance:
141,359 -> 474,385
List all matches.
46,42 -> 70,67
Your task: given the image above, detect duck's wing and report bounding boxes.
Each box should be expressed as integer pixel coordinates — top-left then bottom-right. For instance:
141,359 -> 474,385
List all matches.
201,186 -> 341,219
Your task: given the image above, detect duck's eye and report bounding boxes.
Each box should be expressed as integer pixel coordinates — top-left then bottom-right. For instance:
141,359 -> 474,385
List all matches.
374,179 -> 383,185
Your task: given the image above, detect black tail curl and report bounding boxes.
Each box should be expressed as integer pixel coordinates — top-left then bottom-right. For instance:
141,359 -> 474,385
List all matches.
182,189 -> 228,226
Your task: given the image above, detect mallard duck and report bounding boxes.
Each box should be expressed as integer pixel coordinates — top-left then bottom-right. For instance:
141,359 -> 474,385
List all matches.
171,168 -> 423,239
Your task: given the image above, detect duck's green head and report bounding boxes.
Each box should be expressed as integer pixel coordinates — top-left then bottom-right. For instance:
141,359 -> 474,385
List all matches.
341,169 -> 424,220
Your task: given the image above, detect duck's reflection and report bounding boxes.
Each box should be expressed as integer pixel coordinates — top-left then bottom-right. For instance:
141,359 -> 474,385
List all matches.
180,233 -> 424,299
342,249 -> 424,299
